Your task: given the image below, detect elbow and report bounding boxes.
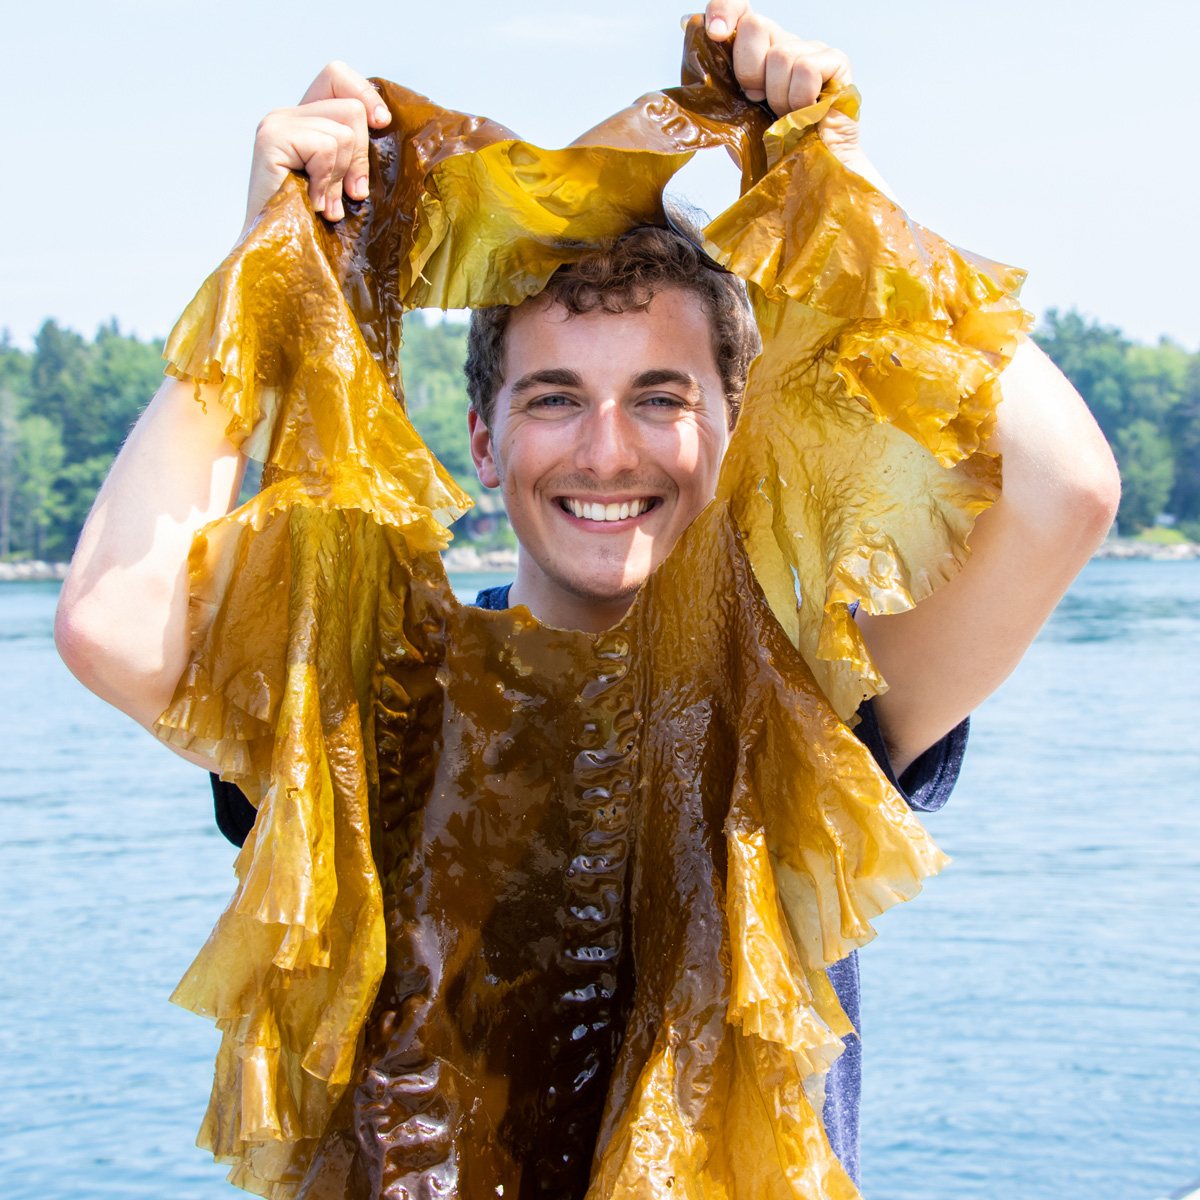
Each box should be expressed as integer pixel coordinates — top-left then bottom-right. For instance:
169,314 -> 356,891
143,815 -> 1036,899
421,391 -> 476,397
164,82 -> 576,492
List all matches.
55,585 -> 91,683
1071,445 -> 1122,548
999,439 -> 1121,567
54,581 -> 175,727
1034,447 -> 1121,566
54,588 -> 116,699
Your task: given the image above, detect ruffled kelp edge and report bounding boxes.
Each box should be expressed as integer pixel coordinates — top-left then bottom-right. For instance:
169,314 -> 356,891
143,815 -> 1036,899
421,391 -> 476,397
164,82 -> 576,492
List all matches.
709,97 -> 1028,720
153,173 -> 478,1195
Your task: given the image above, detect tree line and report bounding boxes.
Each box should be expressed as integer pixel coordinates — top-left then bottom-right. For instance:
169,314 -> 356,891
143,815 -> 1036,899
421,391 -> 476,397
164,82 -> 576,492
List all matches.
1,309 -> 1197,562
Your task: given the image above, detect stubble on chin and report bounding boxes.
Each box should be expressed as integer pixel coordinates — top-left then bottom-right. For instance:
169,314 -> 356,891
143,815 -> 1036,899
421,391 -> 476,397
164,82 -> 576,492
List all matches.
542,555 -> 650,608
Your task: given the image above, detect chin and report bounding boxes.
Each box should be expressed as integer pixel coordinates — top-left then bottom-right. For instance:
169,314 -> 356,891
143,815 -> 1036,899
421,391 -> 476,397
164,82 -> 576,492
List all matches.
554,568 -> 648,608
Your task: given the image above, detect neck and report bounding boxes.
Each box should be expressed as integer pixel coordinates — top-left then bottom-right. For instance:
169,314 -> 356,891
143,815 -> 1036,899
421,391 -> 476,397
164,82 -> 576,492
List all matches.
507,557 -> 635,634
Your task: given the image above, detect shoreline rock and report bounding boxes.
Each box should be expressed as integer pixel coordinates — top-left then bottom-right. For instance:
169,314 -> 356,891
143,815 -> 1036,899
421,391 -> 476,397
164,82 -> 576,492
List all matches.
441,546 -> 519,571
1093,539 -> 1200,561
0,560 -> 70,582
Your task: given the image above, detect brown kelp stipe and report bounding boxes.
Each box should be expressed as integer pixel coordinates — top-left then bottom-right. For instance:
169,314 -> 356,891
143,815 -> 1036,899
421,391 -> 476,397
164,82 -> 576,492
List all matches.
153,17 -> 1027,1199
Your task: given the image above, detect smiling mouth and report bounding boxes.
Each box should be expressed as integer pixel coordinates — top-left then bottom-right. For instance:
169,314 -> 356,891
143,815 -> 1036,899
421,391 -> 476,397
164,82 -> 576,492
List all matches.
558,497 -> 659,522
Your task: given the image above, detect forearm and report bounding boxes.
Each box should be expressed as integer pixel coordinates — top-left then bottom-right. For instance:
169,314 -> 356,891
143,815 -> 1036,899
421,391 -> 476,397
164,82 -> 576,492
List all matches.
55,376 -> 245,731
52,65 -> 386,769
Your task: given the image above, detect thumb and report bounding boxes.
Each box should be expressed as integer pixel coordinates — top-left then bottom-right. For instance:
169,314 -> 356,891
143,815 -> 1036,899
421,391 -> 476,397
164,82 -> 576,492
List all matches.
704,0 -> 752,40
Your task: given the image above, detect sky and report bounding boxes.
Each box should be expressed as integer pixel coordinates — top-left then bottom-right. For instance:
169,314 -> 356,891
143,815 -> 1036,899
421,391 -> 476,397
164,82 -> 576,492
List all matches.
4,0 -> 1198,350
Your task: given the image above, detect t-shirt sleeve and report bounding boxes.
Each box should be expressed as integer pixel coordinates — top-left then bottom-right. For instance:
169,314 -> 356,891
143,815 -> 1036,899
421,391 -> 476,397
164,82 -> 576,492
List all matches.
851,698 -> 968,813
211,775 -> 258,847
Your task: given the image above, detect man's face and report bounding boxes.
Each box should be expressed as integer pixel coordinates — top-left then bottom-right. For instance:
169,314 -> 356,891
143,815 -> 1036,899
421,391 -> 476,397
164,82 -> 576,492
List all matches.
469,287 -> 731,630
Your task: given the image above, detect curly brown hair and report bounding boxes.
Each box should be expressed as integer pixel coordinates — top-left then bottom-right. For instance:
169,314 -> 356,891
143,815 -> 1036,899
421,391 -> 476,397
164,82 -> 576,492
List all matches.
463,215 -> 760,429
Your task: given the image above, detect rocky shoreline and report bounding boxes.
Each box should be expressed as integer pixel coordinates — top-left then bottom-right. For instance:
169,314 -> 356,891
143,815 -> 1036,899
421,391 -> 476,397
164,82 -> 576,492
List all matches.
0,560 -> 70,582
441,546 -> 520,571
1093,538 -> 1200,561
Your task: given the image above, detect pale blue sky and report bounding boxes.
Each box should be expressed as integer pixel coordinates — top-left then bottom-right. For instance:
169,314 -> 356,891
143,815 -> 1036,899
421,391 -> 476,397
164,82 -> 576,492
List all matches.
5,0 -> 1198,348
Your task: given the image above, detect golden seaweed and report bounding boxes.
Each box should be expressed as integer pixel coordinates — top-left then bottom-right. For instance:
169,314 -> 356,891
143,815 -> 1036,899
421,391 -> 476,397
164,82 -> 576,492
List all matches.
153,16 -> 1026,1198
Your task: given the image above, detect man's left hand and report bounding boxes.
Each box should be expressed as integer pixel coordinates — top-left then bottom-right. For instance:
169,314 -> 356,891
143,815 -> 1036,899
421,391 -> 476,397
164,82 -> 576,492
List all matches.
703,1 -> 864,173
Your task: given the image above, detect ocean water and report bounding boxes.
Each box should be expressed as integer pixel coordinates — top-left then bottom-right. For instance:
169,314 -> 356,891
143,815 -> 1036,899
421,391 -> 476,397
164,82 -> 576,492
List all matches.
0,562 -> 1196,1199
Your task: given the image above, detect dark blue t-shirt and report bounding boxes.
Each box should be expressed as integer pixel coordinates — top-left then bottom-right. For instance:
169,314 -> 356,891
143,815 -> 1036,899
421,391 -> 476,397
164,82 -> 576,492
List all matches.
211,582 -> 967,1187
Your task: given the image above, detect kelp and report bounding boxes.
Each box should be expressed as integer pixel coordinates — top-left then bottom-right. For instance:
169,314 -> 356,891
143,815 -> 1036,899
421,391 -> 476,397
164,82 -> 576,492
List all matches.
154,15 -> 1026,1199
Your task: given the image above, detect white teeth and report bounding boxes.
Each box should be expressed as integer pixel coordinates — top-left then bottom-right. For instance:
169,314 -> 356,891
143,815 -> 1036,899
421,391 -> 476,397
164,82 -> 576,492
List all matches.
566,498 -> 651,521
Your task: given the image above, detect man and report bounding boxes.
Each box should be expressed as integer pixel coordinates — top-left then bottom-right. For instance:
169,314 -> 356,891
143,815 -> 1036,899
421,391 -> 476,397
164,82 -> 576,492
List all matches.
55,0 -> 1120,1189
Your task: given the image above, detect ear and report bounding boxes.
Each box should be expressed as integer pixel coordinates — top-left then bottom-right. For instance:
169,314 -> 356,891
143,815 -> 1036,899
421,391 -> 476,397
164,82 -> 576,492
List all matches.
468,407 -> 501,489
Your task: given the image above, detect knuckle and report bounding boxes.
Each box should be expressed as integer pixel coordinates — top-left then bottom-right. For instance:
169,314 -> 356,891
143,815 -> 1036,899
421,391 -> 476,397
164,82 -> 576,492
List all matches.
334,96 -> 368,126
311,140 -> 337,175
254,114 -> 285,149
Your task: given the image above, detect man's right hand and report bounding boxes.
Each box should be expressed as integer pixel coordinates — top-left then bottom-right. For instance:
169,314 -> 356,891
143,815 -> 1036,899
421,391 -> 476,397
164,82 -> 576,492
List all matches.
242,62 -> 391,238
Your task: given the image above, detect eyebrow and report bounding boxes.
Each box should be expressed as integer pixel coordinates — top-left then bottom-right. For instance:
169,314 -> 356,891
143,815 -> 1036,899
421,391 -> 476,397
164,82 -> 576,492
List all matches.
509,367 -> 585,397
630,368 -> 698,392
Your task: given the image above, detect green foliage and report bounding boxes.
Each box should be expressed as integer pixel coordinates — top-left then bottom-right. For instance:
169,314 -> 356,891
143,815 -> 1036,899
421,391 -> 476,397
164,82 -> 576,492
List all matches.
14,414 -> 67,559
1136,525 -> 1189,545
1034,310 -> 1199,534
0,320 -> 166,560
1166,356 -> 1200,522
1113,419 -> 1174,532
400,314 -> 481,499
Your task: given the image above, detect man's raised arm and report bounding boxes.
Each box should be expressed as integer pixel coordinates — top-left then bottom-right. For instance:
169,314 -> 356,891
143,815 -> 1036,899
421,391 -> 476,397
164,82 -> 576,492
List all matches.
702,0 -> 1121,776
54,63 -> 391,769
859,340 -> 1120,775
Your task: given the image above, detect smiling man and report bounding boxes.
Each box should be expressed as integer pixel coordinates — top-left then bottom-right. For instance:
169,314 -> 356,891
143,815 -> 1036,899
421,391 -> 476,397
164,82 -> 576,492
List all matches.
54,0 -> 1121,1192
465,227 -> 752,633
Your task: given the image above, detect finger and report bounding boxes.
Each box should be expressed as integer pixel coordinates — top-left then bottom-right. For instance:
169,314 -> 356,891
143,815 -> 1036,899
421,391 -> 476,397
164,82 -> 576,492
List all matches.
299,129 -> 344,214
764,43 -> 854,116
801,45 -> 854,97
301,60 -> 390,128
765,42 -> 820,115
704,0 -> 752,40
274,99 -> 372,200
731,13 -> 781,100
264,117 -> 355,216
299,97 -> 372,200
310,116 -> 358,218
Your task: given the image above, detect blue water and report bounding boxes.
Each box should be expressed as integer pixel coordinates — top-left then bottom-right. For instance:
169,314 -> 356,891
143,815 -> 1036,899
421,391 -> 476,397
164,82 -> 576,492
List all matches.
1,563 -> 1197,1199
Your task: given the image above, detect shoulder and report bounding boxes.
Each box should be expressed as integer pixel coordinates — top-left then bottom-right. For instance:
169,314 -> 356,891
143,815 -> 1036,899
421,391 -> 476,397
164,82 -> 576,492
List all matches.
473,583 -> 513,610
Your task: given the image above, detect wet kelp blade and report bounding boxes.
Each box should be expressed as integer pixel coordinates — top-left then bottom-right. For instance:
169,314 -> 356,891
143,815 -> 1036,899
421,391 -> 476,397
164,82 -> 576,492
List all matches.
154,16 -> 1024,1199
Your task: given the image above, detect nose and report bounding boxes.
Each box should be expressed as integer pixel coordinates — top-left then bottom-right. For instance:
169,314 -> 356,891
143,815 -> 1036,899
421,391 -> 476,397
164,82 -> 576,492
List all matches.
575,399 -> 640,478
